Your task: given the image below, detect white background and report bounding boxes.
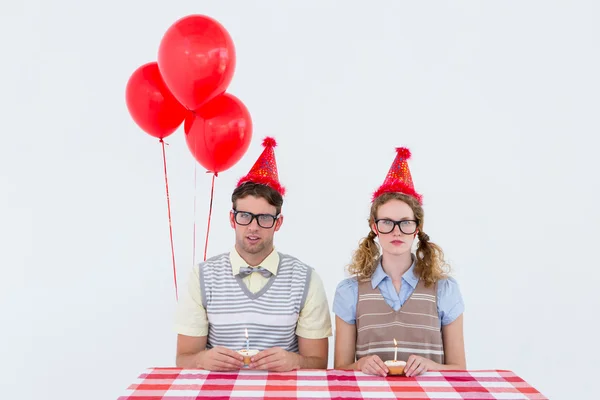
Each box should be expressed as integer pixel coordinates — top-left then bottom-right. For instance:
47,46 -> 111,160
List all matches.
1,1 -> 599,399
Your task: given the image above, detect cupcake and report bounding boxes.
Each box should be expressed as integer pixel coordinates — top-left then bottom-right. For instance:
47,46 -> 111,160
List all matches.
237,349 -> 259,366
385,360 -> 406,375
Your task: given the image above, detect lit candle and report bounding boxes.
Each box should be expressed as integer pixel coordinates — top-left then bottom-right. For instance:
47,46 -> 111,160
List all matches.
393,338 -> 398,362
245,328 -> 249,351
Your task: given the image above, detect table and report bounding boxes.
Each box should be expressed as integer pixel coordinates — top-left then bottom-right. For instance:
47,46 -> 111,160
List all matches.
117,368 -> 548,399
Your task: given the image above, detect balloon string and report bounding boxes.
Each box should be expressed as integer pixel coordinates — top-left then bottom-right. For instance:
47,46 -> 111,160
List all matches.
192,117 -> 202,266
203,172 -> 217,261
160,138 -> 178,301
192,161 -> 197,267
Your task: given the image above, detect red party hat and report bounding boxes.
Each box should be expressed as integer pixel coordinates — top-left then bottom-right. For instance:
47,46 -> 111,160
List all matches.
237,137 -> 285,196
372,147 -> 422,204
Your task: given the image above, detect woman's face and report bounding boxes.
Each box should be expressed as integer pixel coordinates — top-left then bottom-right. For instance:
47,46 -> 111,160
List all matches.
372,199 -> 418,257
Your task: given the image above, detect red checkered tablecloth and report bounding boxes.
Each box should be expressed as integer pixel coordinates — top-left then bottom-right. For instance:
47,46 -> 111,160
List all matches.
117,368 -> 548,399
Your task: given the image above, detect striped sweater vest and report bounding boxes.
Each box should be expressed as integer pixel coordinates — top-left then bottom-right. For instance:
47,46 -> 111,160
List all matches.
355,279 -> 444,364
199,252 -> 311,353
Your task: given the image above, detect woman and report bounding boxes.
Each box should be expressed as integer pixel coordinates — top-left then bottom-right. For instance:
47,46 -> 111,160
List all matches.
333,147 -> 466,377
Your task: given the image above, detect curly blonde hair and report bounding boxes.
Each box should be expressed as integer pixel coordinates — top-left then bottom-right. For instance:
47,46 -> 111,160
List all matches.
348,192 -> 449,287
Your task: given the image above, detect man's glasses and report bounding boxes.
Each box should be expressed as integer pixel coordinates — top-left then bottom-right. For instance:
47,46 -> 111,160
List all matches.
375,219 -> 418,235
233,210 -> 279,229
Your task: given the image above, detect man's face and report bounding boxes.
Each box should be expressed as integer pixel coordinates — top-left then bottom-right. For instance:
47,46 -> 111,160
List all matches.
230,195 -> 283,260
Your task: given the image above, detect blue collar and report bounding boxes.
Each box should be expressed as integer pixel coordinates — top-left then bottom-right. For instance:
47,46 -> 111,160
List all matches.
371,256 -> 418,290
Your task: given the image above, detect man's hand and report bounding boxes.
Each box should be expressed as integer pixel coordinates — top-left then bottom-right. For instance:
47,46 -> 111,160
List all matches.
197,346 -> 245,371
249,347 -> 301,372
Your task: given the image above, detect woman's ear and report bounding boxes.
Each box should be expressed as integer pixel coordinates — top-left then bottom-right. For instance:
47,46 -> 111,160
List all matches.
371,223 -> 378,237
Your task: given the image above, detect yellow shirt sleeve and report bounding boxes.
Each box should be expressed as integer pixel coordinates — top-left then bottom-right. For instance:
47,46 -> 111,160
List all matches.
174,265 -> 208,337
295,269 -> 333,339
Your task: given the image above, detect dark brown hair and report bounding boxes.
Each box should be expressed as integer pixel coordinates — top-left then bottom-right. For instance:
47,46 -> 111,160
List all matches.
348,192 -> 449,287
231,182 -> 284,215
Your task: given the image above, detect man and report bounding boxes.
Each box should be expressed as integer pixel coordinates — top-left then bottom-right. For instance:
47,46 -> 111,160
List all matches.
175,137 -> 332,371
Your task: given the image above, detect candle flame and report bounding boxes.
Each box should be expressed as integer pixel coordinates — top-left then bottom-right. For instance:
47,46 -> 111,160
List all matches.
393,338 -> 397,346
245,328 -> 248,339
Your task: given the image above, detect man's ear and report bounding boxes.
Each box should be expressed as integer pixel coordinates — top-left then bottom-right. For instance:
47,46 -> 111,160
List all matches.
229,210 -> 236,229
274,215 -> 284,231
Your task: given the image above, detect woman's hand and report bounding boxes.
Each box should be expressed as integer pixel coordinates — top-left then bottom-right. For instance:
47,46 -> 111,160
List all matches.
404,355 -> 437,377
356,355 -> 389,377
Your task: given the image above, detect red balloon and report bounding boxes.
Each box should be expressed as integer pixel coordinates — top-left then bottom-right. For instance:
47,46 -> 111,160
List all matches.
158,15 -> 236,111
125,62 -> 186,139
185,93 -> 252,173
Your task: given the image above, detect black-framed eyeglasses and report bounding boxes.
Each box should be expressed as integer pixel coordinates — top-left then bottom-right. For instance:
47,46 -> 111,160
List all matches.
233,210 -> 280,229
375,219 -> 418,235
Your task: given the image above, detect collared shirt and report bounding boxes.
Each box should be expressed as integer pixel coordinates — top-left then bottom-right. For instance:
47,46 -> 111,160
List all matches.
175,248 -> 332,339
333,258 -> 464,326
229,246 -> 280,291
